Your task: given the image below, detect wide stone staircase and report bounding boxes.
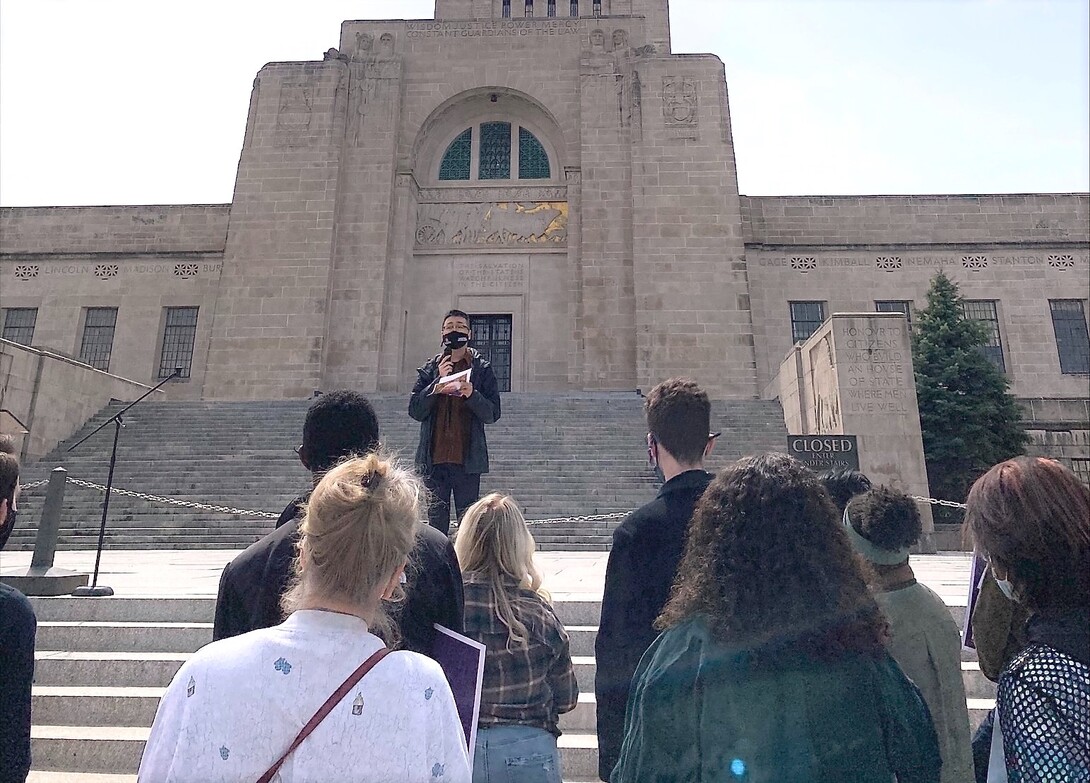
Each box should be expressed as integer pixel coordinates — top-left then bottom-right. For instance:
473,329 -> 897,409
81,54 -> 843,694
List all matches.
26,594 -> 995,783
12,394 -> 788,552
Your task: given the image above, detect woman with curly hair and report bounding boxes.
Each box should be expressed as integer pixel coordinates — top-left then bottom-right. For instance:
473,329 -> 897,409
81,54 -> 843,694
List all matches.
845,487 -> 973,783
964,457 -> 1089,782
611,453 -> 941,783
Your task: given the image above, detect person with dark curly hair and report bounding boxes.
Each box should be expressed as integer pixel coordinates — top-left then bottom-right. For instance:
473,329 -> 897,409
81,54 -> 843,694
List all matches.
845,487 -> 973,783
964,457 -> 1089,782
611,453 -> 941,783
819,467 -> 872,514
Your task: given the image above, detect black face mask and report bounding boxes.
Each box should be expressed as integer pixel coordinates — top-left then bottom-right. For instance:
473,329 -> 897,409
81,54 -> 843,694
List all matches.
442,331 -> 470,350
0,506 -> 15,551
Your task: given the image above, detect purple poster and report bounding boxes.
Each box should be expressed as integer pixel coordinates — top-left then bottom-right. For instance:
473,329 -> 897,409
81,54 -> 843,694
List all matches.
432,624 -> 486,765
962,552 -> 987,651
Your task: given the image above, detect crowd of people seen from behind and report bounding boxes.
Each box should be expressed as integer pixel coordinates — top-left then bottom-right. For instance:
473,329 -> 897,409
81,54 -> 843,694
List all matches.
1,377 -> 1086,782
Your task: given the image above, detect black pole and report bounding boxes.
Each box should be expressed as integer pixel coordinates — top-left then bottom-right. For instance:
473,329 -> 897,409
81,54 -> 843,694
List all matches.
71,368 -> 181,598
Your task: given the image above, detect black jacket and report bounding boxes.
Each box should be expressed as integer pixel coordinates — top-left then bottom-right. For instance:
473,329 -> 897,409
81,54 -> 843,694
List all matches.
0,583 -> 35,783
213,493 -> 465,656
409,348 -> 501,475
593,469 -> 713,781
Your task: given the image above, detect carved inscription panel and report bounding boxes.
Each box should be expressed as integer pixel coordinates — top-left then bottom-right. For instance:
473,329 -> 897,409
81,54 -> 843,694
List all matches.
454,259 -> 529,293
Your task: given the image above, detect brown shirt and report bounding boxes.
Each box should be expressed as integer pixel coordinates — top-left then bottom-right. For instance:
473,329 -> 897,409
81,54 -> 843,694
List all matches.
431,357 -> 471,465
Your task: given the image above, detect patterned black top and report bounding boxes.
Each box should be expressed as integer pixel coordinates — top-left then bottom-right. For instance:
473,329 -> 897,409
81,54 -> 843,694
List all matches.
997,642 -> 1090,782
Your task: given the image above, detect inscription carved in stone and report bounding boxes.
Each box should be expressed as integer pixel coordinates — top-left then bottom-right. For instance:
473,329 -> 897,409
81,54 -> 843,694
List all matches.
662,77 -> 698,139
415,202 -> 568,248
417,186 -> 567,204
454,259 -> 528,292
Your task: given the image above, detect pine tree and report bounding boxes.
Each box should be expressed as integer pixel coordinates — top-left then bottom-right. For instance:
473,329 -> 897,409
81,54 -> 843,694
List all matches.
912,271 -> 1029,522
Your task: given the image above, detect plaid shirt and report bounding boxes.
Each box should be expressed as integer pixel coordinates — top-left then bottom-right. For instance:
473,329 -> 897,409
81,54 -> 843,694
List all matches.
462,572 -> 579,736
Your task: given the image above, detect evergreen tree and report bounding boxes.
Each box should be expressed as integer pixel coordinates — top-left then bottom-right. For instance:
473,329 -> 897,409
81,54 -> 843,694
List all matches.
912,272 -> 1029,521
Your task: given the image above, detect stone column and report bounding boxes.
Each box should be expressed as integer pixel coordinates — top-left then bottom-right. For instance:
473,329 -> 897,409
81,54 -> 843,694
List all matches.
798,312 -> 936,550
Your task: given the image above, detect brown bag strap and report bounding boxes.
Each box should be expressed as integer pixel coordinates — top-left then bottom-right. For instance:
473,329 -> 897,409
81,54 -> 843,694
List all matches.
257,647 -> 391,783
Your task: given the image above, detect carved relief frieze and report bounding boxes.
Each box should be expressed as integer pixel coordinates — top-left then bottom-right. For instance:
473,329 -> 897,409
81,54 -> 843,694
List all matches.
662,76 -> 698,139
415,202 -> 568,249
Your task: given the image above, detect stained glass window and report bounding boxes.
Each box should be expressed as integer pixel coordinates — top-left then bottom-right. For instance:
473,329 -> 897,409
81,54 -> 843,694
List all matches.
519,127 -> 551,179
438,128 -> 472,181
159,307 -> 199,379
479,122 -> 512,180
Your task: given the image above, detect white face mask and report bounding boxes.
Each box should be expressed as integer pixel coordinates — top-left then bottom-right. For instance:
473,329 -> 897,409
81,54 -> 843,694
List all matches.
993,571 -> 1018,602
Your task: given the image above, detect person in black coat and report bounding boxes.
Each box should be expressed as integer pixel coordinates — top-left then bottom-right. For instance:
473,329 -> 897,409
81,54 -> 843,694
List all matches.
213,390 -> 464,655
409,309 -> 501,534
594,379 -> 718,782
0,441 -> 34,783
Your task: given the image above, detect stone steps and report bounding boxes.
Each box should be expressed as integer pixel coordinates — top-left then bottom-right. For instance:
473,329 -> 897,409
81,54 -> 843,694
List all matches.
27,594 -> 994,783
12,395 -> 787,550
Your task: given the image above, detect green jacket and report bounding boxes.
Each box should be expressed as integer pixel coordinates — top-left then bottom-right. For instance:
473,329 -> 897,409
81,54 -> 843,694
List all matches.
612,615 -> 941,783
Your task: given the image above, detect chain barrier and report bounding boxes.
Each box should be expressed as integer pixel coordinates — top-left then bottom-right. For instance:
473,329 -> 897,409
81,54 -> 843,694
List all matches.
910,495 -> 967,510
19,474 -> 966,521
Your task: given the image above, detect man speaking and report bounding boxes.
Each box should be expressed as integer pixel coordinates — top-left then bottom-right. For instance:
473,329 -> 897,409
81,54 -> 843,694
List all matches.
409,309 -> 501,534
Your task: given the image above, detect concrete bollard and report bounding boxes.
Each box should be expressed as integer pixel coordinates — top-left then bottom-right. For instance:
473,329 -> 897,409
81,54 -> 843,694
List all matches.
0,465 -> 89,596
30,466 -> 68,570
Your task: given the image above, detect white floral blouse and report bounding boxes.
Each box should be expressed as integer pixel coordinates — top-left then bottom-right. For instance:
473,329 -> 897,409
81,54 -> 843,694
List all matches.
138,609 -> 470,783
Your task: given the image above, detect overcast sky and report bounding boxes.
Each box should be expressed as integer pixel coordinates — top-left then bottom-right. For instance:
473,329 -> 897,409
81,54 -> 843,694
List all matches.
1,0 -> 1086,206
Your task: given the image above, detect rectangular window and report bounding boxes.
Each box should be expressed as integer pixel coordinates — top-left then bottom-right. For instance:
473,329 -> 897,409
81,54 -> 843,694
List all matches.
501,0 -> 511,17
469,314 -> 513,393
547,0 -> 556,16
79,307 -> 118,372
524,0 -> 533,16
875,300 -> 913,332
570,0 -> 579,16
2,308 -> 37,346
159,307 -> 199,379
961,300 -> 1006,373
593,0 -> 602,15
478,121 -> 512,180
1049,299 -> 1090,375
1072,458 -> 1090,487
789,301 -> 826,344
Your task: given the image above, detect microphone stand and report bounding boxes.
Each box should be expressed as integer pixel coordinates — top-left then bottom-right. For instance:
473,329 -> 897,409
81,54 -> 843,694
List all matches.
70,368 -> 181,597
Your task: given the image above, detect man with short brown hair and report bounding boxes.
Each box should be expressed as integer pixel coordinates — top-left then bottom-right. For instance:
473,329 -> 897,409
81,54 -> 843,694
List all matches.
594,378 -> 718,780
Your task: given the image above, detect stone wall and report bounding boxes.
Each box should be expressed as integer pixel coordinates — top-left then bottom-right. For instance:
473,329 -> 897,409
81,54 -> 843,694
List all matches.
1020,397 -> 1090,470
741,194 -> 1089,246
0,339 -> 156,460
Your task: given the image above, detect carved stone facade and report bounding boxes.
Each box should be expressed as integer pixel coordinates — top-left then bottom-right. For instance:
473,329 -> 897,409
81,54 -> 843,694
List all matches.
1,2 -> 1087,419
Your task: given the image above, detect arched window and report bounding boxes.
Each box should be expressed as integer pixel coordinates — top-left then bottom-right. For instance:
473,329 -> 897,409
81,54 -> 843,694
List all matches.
437,122 -> 553,181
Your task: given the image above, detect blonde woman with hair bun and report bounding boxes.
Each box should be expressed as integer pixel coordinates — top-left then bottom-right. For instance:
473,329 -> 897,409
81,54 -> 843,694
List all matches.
455,493 -> 578,783
139,455 -> 471,783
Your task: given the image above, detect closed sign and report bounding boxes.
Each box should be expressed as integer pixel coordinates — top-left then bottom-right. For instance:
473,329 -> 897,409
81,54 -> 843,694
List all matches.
787,435 -> 860,472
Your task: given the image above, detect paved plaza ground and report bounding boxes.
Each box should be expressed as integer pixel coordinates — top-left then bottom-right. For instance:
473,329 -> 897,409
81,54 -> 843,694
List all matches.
0,548 -> 975,605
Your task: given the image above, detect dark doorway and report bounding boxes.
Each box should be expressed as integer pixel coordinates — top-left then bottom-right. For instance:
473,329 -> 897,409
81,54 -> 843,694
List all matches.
469,314 -> 512,393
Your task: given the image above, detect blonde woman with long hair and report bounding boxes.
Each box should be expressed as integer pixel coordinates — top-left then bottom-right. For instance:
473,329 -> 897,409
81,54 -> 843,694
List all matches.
139,455 -> 470,783
455,493 -> 578,783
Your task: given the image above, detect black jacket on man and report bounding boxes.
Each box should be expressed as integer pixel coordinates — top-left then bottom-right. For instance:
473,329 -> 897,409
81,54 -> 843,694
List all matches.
409,348 -> 501,474
594,469 -> 713,781
213,494 -> 465,655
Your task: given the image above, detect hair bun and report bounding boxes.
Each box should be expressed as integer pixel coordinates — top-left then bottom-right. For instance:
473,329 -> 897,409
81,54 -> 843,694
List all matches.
359,470 -> 383,491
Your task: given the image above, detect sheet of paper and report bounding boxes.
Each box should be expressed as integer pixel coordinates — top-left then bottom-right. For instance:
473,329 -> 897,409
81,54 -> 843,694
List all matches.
434,368 -> 472,393
432,623 -> 486,765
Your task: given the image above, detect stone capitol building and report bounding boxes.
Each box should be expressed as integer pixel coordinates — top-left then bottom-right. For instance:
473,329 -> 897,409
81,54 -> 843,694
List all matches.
2,0 -> 1088,489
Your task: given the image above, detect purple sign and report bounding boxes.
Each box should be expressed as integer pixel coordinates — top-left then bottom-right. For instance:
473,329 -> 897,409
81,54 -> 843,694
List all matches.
432,624 -> 486,765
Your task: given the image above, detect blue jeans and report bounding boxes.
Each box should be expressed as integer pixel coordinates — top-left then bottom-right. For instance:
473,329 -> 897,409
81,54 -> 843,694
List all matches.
473,725 -> 562,783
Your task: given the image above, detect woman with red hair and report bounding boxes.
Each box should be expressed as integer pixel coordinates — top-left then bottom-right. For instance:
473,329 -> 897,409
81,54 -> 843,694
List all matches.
964,456 -> 1090,782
